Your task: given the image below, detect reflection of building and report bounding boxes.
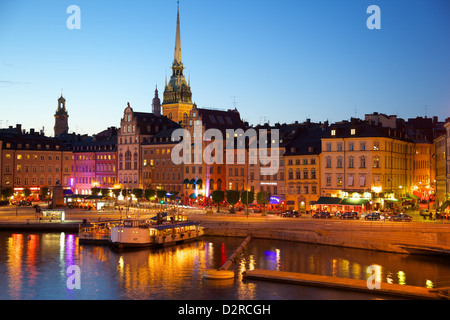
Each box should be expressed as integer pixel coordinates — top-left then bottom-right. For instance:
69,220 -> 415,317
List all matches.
0,124 -> 72,198
284,122 -> 325,212
444,120 -> 450,212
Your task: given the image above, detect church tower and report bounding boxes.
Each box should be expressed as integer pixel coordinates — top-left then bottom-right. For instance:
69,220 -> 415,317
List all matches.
162,2 -> 193,126
152,86 -> 161,116
54,94 -> 69,137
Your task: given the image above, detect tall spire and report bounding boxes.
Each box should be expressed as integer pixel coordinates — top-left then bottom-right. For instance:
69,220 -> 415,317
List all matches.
174,1 -> 182,66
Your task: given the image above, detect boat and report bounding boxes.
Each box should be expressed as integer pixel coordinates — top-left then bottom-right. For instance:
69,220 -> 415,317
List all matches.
110,219 -> 204,249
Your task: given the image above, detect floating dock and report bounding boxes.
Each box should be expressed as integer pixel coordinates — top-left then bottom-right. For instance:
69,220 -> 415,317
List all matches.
243,269 -> 446,300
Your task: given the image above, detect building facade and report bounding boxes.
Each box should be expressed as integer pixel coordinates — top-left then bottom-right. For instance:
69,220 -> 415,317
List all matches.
0,125 -> 72,198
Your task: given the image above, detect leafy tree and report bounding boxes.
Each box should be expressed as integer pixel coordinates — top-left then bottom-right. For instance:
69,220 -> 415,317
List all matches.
257,191 -> 270,212
156,189 -> 167,202
100,188 -> 110,197
132,188 -> 144,199
91,187 -> 100,196
211,190 -> 225,212
22,188 -> 31,198
39,187 -> 49,200
226,190 -> 240,213
2,187 -> 14,200
144,189 -> 155,200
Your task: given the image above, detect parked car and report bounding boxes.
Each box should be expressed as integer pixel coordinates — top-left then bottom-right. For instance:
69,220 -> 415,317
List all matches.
340,212 -> 359,219
364,212 -> 381,221
281,210 -> 300,218
0,200 -> 10,206
389,214 -> 412,222
312,212 -> 332,219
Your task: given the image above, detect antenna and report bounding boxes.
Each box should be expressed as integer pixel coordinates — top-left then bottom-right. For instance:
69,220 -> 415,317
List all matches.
231,96 -> 238,109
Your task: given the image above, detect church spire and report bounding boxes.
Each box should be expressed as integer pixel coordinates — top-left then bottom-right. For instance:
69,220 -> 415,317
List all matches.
174,1 -> 182,66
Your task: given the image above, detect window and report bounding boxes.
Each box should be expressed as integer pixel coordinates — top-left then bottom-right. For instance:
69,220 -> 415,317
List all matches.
337,157 -> 343,168
337,143 -> 343,151
303,169 -> 308,179
326,143 -> 332,152
373,156 -> 380,168
288,169 -> 293,180
360,142 -> 366,151
337,176 -> 343,186
326,175 -> 332,187
349,142 -> 354,151
331,130 -> 336,136
348,175 -> 354,186
348,157 -> 354,168
311,169 -> 316,179
360,156 -> 366,168
351,129 -> 356,135
359,175 -> 366,187
326,157 -> 332,168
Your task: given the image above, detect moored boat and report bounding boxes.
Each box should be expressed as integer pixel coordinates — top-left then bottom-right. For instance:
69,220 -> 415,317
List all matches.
110,219 -> 204,249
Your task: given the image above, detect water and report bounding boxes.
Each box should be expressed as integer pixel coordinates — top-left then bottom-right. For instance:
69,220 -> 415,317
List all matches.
1,231 -> 449,300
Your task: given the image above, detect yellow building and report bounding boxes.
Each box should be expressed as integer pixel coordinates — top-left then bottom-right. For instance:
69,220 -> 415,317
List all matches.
320,119 -> 414,212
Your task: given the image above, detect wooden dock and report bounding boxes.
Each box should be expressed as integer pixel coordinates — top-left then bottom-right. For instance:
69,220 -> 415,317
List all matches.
243,269 -> 445,300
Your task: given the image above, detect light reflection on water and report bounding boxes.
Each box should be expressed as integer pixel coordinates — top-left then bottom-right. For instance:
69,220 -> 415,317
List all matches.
0,231 -> 448,300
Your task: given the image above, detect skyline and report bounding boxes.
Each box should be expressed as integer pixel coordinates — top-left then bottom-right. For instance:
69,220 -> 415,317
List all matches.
0,0 -> 449,136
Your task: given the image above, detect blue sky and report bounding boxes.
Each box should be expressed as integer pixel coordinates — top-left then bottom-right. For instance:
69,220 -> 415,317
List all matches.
0,0 -> 449,136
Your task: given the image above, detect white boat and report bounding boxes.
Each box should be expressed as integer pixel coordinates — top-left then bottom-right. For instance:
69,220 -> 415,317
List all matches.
110,219 -> 204,249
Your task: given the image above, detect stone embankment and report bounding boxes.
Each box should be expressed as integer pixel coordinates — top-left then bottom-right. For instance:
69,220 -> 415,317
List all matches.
195,217 -> 450,256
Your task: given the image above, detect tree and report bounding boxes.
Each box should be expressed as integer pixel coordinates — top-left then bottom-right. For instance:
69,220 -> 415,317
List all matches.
22,188 -> 32,198
241,191 -> 255,217
226,190 -> 240,213
211,190 -> 225,212
2,187 -> 14,200
156,189 -> 167,203
257,191 -> 270,212
91,187 -> 100,196
132,188 -> 144,199
144,189 -> 155,201
100,188 -> 110,197
39,187 -> 49,200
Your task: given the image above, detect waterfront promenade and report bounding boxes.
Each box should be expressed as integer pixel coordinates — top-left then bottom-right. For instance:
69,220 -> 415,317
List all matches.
1,204 -> 450,256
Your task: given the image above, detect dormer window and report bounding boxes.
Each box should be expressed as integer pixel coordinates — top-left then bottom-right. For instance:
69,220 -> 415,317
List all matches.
351,129 -> 356,135
331,129 -> 336,136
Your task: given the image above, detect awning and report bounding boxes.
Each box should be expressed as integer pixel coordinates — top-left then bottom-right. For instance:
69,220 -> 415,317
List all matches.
340,198 -> 369,206
183,179 -> 190,185
385,198 -> 401,202
196,179 -> 203,187
189,193 -> 197,199
408,193 -> 420,200
316,197 -> 342,205
189,179 -> 196,185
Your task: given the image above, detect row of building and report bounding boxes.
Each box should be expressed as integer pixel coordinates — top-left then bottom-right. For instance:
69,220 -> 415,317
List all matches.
1,5 -> 449,213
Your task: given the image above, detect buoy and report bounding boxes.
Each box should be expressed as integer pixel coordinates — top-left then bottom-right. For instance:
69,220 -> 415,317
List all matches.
203,269 -> 235,280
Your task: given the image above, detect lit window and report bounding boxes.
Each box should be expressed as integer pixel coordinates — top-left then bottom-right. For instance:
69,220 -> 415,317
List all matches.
351,129 -> 356,135
331,130 -> 336,136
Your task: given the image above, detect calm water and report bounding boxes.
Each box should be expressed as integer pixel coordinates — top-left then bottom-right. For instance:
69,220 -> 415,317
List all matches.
1,231 -> 449,300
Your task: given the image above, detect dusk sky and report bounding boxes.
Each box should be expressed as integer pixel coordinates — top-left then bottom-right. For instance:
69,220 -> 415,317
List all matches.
0,0 -> 449,136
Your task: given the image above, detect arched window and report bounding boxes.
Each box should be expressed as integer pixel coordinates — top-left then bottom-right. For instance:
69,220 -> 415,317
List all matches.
217,179 -> 222,190
210,179 -> 214,191
182,113 -> 188,126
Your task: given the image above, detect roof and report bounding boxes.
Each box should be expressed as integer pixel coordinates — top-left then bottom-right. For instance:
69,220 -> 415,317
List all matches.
150,221 -> 198,230
195,107 -> 246,134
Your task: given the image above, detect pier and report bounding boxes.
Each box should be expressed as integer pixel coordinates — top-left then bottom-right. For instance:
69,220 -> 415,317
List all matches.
243,269 -> 446,300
